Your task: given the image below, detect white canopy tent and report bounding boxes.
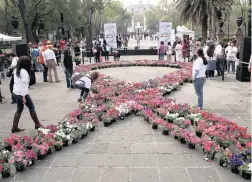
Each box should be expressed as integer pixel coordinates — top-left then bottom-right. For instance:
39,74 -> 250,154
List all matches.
0,33 -> 22,42
171,26 -> 195,43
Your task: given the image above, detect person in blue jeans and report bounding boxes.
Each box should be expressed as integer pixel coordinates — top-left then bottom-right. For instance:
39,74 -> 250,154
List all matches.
12,56 -> 43,133
158,41 -> 166,60
63,45 -> 73,89
192,48 -> 208,109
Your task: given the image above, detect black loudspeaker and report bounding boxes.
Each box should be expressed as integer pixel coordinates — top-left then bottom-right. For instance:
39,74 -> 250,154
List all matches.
16,44 -> 29,57
236,65 -> 251,82
239,37 -> 251,67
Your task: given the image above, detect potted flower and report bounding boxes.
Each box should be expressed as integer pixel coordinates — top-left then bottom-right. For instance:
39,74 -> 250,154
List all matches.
201,136 -> 220,161
32,142 -> 48,160
21,135 -> 33,150
187,113 -> 202,125
79,125 -> 88,138
1,163 -> 11,178
217,148 -> 232,167
0,150 -> 10,163
165,113 -> 179,123
183,130 -> 200,149
229,153 -> 245,174
55,130 -> 71,147
54,141 -> 63,151
195,120 -> 207,137
10,150 -> 28,172
240,164 -> 252,180
25,150 -> 36,166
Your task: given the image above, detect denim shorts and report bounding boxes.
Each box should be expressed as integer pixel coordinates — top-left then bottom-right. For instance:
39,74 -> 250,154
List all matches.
14,94 -> 35,113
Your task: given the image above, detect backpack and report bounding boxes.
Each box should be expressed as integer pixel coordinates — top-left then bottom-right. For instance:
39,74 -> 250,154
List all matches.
71,72 -> 85,87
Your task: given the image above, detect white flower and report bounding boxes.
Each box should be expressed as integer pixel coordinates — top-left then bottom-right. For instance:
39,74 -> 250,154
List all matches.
248,163 -> 252,171
38,128 -> 50,135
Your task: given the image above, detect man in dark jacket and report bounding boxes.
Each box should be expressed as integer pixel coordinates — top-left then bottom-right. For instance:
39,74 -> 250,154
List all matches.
63,45 -> 73,89
73,42 -> 81,66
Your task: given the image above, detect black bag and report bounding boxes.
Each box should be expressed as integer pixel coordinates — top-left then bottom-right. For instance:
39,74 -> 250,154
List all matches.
6,69 -> 13,77
29,71 -> 36,86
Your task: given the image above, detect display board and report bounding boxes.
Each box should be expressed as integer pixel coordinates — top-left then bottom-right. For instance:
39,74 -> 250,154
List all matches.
104,23 -> 117,49
159,22 -> 172,46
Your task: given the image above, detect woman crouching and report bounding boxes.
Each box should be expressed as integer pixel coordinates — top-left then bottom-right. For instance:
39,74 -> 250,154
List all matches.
72,72 -> 99,102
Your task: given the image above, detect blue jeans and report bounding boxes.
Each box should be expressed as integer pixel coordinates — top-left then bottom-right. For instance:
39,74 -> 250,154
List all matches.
159,53 -> 165,60
14,94 -> 35,113
227,60 -> 235,73
65,68 -> 73,88
193,77 -> 206,109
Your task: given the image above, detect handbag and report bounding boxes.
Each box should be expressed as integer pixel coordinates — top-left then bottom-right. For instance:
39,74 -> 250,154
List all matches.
6,69 -> 13,77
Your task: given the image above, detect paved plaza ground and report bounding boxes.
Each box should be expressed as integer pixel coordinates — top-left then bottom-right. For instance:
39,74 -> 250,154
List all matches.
0,39 -> 251,182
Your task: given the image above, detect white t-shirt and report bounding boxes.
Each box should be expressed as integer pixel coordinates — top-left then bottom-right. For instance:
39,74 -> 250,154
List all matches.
226,46 -> 237,61
167,45 -> 172,55
214,44 -> 222,56
175,44 -> 182,54
192,57 -> 207,79
75,75 -> 92,89
13,69 -> 30,96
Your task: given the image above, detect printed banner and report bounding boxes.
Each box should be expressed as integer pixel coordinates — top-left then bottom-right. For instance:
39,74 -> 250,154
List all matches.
159,22 -> 172,46
104,23 -> 117,49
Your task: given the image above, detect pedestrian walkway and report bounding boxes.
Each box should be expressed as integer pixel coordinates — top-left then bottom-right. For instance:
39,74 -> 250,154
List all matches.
0,57 -> 250,182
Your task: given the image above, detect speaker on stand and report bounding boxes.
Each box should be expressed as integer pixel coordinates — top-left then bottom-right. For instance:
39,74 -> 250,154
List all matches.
236,37 -> 251,82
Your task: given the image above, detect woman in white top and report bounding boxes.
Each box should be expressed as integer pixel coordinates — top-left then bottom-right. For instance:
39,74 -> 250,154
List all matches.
12,56 -> 43,133
225,41 -> 237,73
72,71 -> 99,102
192,48 -> 208,109
175,41 -> 183,61
166,42 -> 172,61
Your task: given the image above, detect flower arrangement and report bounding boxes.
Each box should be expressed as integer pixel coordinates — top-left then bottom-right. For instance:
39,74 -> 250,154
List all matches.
10,150 -> 28,171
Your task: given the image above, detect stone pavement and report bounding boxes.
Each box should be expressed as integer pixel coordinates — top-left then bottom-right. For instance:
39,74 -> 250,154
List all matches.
0,56 -> 250,182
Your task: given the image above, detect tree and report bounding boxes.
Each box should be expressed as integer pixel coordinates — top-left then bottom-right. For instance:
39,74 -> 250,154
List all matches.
102,1 -> 131,33
175,0 -> 233,42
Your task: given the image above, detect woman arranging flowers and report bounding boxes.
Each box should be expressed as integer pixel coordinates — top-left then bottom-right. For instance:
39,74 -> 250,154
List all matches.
72,71 -> 99,102
11,56 -> 44,133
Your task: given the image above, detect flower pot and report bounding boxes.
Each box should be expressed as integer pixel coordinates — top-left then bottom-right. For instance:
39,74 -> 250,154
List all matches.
37,154 -> 46,160
63,141 -> 69,147
231,166 -> 240,174
209,152 -> 216,160
28,159 -> 35,166
90,126 -> 95,131
26,146 -> 32,150
152,123 -> 158,129
144,116 -> 149,122
104,122 -> 110,127
241,143 -> 246,147
80,133 -> 86,139
54,145 -> 62,151
111,119 -> 116,123
120,116 -> 125,120
4,145 -> 12,152
72,138 -> 79,144
2,171 -> 11,178
47,148 -> 52,155
190,119 -> 194,125
180,138 -> 186,144
188,143 -> 195,149
196,131 -> 202,137
162,130 -> 169,135
168,119 -> 173,123
15,163 -> 25,172
174,136 -> 178,140
219,158 -> 227,167
242,171 -> 251,180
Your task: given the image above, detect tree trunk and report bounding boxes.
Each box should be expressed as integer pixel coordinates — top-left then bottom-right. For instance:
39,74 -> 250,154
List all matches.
18,0 -> 33,42
211,7 -> 217,39
87,10 -> 93,50
201,15 -> 208,44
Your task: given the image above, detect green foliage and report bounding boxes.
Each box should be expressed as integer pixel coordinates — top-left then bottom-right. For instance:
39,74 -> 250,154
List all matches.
102,1 -> 131,33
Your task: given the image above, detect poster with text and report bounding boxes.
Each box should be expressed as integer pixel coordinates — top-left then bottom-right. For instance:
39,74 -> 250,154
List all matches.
159,22 -> 172,46
104,23 -> 117,49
